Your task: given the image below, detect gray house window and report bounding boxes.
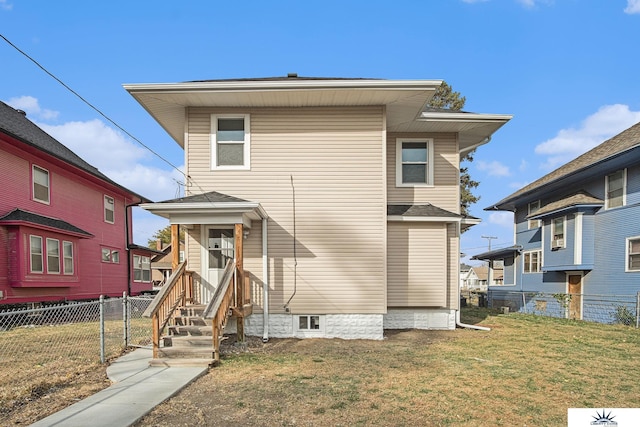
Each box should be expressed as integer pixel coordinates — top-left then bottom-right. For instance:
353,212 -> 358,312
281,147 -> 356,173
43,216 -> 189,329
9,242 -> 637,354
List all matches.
606,170 -> 625,209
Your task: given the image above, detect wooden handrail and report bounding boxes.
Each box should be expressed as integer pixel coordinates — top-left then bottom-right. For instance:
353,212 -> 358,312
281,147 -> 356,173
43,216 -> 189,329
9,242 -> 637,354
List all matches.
143,261 -> 191,358
203,259 -> 236,363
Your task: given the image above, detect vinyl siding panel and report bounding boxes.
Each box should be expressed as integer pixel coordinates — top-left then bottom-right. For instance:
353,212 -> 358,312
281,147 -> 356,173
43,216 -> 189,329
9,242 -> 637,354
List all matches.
387,222 -> 447,307
186,106 -> 386,314
387,132 -> 459,211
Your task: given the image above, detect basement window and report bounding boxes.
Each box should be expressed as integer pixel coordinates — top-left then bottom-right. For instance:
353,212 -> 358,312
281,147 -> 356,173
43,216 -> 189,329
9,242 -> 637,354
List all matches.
295,315 -> 325,337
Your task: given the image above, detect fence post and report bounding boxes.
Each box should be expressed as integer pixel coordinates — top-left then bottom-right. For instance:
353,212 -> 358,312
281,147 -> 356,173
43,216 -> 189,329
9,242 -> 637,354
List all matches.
100,295 -> 105,363
122,292 -> 128,348
636,291 -> 640,329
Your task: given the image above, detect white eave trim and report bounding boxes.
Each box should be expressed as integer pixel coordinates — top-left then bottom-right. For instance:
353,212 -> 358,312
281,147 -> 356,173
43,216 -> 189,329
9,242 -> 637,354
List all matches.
139,202 -> 268,218
419,112 -> 513,122
123,79 -> 444,93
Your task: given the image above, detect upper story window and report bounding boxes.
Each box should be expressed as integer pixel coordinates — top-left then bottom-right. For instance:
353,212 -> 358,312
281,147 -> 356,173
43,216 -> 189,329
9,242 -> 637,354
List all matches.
104,195 -> 115,223
211,115 -> 251,170
551,217 -> 565,249
523,250 -> 541,273
606,169 -> 626,209
396,138 -> 434,187
102,248 -> 119,263
627,237 -> 640,272
32,165 -> 50,204
527,200 -> 541,229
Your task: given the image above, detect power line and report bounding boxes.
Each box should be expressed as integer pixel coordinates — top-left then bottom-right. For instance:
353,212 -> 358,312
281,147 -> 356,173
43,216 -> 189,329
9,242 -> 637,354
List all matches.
1,33 -> 216,203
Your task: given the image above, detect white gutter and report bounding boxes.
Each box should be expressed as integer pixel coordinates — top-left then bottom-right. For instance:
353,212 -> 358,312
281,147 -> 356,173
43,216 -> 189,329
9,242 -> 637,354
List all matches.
262,217 -> 269,342
456,309 -> 490,331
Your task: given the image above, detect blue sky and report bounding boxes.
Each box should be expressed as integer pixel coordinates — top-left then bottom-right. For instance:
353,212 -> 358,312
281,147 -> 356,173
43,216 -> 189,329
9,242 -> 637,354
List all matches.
1,0 -> 640,261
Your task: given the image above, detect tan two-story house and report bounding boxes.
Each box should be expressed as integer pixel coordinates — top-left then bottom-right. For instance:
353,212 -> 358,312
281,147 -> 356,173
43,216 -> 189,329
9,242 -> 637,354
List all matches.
127,76 -> 511,340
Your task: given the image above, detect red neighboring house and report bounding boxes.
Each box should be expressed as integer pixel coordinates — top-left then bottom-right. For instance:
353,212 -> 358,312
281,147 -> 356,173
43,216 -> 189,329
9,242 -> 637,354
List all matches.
0,101 -> 158,305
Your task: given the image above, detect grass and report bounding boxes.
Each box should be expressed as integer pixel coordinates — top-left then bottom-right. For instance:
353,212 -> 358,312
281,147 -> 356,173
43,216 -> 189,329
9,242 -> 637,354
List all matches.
0,317 -> 151,425
136,308 -> 640,427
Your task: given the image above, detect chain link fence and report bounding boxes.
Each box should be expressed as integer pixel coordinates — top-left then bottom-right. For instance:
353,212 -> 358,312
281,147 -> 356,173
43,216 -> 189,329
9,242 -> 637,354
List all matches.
0,294 -> 153,380
487,290 -> 640,327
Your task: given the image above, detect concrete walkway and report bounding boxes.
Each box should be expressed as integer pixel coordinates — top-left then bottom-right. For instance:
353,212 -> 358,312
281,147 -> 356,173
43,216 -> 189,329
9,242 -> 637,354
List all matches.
29,349 -> 208,427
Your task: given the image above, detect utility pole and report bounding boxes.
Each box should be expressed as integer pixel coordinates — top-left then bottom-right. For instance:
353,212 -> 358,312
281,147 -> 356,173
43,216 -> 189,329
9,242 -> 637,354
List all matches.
481,235 -> 498,251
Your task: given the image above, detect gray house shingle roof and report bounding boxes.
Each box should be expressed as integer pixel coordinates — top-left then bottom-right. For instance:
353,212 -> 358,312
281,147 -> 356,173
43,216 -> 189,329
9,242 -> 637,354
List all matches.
0,101 -> 150,203
157,191 -> 250,204
488,121 -> 640,211
387,204 -> 461,218
527,191 -> 604,219
0,208 -> 93,237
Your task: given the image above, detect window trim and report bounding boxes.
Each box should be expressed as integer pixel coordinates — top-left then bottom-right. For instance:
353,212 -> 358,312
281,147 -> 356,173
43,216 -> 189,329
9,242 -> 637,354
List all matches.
30,235 -> 44,274
32,165 -> 50,204
104,195 -> 115,224
523,249 -> 542,273
527,200 -> 541,229
63,241 -> 74,275
605,169 -> 626,209
626,236 -> 640,272
395,138 -> 434,187
101,247 -> 119,264
133,254 -> 151,283
294,315 -> 325,337
551,216 -> 566,249
46,238 -> 60,274
211,114 -> 251,171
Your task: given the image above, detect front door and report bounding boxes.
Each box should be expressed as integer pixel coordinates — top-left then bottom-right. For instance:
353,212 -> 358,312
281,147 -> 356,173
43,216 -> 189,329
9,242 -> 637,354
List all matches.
568,274 -> 582,320
206,227 -> 235,288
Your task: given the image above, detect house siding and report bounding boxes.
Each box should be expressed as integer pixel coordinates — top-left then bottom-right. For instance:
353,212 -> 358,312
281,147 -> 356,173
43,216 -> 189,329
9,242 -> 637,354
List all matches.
185,106 -> 387,314
0,136 -> 143,304
386,132 -> 459,211
387,222 -> 447,307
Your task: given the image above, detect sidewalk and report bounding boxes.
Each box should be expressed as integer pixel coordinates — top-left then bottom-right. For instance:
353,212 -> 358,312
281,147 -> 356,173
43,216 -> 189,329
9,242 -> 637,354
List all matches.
29,348 -> 208,427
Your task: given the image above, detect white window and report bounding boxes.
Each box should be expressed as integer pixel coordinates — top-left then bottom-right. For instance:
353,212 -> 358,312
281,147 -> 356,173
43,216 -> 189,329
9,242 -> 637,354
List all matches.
102,248 -> 119,263
32,165 -> 50,204
295,315 -> 325,337
523,250 -> 541,273
627,237 -> 640,272
111,251 -> 119,264
606,169 -> 625,209
527,200 -> 541,229
46,238 -> 60,274
395,138 -> 434,187
133,255 -> 151,282
551,217 -> 565,249
63,241 -> 74,275
30,235 -> 43,273
211,115 -> 250,170
104,195 -> 115,223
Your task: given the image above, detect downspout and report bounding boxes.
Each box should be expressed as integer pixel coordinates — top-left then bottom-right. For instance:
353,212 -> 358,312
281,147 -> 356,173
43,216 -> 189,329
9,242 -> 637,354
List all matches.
455,222 -> 490,331
262,217 -> 269,343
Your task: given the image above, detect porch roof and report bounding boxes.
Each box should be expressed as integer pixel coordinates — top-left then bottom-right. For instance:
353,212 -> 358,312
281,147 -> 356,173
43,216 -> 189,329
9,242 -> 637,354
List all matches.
471,245 -> 522,261
139,191 -> 268,225
387,204 -> 462,222
526,191 -> 603,220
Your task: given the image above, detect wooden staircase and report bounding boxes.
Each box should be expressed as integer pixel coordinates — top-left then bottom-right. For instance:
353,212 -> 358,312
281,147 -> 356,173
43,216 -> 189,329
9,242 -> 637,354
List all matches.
152,304 -> 217,366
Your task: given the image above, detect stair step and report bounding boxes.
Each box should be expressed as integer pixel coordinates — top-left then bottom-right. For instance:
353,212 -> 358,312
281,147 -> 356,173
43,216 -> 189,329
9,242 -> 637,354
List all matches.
178,304 -> 206,317
168,325 -> 212,336
149,358 -> 215,368
173,316 -> 211,327
157,346 -> 215,359
163,335 -> 214,348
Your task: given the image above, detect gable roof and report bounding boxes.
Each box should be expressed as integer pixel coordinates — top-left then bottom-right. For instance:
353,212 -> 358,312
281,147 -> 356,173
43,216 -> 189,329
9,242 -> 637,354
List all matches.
124,75 -> 511,154
527,191 -> 603,219
0,101 -> 150,203
488,121 -> 640,211
0,208 -> 93,237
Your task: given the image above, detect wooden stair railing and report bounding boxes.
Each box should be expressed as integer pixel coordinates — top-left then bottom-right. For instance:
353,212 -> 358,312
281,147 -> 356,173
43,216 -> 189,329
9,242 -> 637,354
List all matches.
203,259 -> 236,363
143,261 -> 193,358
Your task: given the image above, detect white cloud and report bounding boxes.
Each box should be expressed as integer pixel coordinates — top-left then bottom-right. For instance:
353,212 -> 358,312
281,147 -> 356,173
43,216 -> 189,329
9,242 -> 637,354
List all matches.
518,159 -> 528,172
477,160 -> 511,177
625,0 -> 640,14
509,181 -> 530,189
534,104 -> 640,170
488,212 -> 514,228
0,0 -> 12,11
6,96 -> 59,120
